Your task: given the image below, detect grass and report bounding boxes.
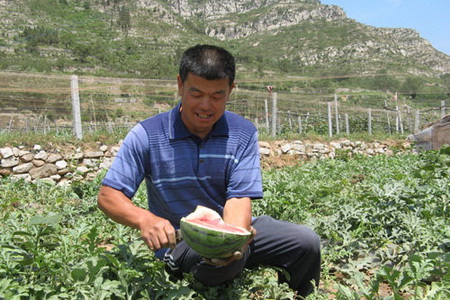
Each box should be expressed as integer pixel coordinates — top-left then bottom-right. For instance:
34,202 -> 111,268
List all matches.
0,130 -> 409,150
0,129 -> 129,149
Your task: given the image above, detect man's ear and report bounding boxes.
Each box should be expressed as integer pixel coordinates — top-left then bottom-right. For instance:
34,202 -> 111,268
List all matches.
177,75 -> 183,96
228,82 -> 235,98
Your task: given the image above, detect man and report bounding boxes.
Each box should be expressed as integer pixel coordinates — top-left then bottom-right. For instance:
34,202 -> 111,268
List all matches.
98,44 -> 321,297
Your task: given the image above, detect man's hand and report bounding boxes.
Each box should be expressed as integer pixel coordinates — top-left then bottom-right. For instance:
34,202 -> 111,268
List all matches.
202,226 -> 256,267
139,214 -> 177,251
97,186 -> 176,251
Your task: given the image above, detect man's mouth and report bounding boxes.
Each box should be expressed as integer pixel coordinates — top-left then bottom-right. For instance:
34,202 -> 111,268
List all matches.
197,113 -> 212,119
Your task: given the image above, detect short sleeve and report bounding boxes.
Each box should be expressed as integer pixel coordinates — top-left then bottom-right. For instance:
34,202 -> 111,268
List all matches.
102,124 -> 150,199
226,131 -> 263,200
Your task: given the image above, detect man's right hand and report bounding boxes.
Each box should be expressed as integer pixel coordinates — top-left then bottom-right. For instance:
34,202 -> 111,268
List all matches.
97,185 -> 176,251
138,213 -> 177,251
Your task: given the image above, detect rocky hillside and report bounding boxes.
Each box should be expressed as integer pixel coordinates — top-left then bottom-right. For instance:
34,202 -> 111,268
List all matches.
0,0 -> 449,80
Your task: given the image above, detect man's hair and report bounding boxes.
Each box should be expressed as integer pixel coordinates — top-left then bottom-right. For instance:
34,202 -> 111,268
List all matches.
179,44 -> 235,86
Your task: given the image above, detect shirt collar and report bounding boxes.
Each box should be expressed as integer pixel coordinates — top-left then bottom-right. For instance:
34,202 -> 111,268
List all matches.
169,102 -> 229,140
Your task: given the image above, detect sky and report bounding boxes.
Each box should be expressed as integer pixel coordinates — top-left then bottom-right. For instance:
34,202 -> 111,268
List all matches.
319,0 -> 450,56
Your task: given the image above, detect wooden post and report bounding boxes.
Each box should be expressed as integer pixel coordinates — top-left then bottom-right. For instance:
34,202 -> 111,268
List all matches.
43,115 -> 47,135
398,108 -> 404,134
288,110 -> 292,129
395,103 -> 399,132
264,99 -> 269,131
386,111 -> 392,135
271,93 -> 277,137
368,109 -> 372,135
90,95 -> 97,131
71,75 -> 83,139
441,100 -> 446,119
298,116 -> 302,134
35,115 -> 40,133
407,106 -> 412,133
327,102 -> 333,137
414,109 -> 420,132
334,94 -> 340,134
345,113 -> 349,135
8,115 -> 13,133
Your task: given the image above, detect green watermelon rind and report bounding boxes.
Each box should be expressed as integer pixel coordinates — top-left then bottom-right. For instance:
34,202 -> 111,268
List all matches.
180,218 -> 252,259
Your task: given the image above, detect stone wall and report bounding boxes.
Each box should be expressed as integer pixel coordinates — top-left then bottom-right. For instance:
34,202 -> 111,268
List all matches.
0,144 -> 119,186
0,139 -> 410,185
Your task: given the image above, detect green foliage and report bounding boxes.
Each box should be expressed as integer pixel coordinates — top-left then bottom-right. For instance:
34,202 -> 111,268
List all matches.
1,147 -> 449,298
0,175 -> 297,298
254,147 -> 450,298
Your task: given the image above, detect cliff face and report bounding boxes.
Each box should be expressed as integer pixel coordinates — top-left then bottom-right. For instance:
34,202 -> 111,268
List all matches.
0,0 -> 449,77
157,0 -> 450,75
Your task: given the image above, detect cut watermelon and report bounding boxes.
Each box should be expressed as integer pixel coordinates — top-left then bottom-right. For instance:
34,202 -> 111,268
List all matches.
180,206 -> 252,258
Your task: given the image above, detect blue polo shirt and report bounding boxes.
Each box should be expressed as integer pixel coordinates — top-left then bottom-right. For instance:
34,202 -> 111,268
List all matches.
102,103 -> 263,230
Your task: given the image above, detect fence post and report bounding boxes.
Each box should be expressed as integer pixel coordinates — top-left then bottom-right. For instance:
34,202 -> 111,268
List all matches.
43,115 -> 47,135
334,94 -> 340,134
8,115 -> 13,133
414,109 -> 420,132
327,102 -> 333,137
398,108 -> 404,134
345,113 -> 349,135
288,110 -> 292,128
264,98 -> 269,131
71,75 -> 83,139
368,108 -> 372,135
441,101 -> 446,118
271,92 -> 277,137
298,116 -> 302,134
386,111 -> 392,135
407,106 -> 412,132
395,103 -> 399,132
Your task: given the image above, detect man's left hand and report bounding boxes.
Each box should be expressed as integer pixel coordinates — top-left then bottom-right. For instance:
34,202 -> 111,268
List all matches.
202,226 -> 256,267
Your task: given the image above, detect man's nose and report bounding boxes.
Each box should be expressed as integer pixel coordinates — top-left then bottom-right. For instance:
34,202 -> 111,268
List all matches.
198,97 -> 212,110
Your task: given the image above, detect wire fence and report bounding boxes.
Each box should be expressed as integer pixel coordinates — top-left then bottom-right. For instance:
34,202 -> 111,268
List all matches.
0,71 -> 447,138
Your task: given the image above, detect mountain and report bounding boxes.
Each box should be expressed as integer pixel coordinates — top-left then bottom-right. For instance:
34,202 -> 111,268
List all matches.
0,0 -> 449,88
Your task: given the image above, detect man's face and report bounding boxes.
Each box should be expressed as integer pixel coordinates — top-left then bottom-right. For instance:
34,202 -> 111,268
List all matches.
177,72 -> 234,139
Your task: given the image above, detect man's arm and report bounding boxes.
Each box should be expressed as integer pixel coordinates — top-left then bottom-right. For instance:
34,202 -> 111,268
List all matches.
223,197 -> 252,230
97,185 -> 176,250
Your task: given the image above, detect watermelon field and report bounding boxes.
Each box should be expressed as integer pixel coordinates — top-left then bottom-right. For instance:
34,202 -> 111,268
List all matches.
1,146 -> 449,299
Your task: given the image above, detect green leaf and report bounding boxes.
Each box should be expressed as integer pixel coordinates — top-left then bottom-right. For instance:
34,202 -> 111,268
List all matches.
29,214 -> 62,225
71,268 -> 87,281
439,146 -> 450,156
12,231 -> 33,237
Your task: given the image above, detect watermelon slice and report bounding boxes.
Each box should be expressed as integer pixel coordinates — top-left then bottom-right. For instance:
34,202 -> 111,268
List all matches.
180,205 -> 252,258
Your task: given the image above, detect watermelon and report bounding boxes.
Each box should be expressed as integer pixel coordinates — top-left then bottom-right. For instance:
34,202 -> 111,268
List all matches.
180,206 -> 252,258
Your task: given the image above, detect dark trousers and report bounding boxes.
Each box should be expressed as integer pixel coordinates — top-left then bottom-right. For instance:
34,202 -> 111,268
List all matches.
163,216 -> 321,298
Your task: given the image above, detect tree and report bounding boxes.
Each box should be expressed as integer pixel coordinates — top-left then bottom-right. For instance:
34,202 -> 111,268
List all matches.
118,6 -> 131,37
401,77 -> 423,99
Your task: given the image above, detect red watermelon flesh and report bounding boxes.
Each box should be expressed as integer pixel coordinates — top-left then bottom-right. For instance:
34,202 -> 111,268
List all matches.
180,206 -> 252,258
186,218 -> 250,234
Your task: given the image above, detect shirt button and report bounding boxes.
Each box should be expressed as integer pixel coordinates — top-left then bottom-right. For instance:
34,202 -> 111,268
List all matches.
199,159 -> 204,163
